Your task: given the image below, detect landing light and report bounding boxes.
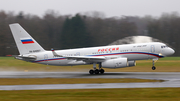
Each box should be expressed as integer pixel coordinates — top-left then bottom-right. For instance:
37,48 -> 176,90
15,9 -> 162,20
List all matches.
159,53 -> 163,56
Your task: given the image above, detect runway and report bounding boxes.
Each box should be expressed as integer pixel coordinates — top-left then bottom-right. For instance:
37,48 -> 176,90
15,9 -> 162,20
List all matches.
0,72 -> 180,80
0,72 -> 180,90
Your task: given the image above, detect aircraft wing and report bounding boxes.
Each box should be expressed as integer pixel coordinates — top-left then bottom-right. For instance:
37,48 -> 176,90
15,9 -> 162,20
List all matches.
52,50 -> 106,62
63,55 -> 106,60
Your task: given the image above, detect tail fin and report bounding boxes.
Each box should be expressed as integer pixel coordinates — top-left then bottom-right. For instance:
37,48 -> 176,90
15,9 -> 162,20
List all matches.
9,23 -> 45,55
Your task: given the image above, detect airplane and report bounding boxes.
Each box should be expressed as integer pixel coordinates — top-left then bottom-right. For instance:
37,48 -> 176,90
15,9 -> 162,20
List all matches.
9,23 -> 175,74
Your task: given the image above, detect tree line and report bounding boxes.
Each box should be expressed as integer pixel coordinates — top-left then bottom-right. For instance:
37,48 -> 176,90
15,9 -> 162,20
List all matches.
0,10 -> 179,56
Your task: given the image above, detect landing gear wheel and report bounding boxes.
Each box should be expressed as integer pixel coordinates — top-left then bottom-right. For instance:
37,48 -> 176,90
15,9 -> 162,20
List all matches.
94,69 -> 99,74
89,69 -> 94,74
99,69 -> 104,74
152,66 -> 156,70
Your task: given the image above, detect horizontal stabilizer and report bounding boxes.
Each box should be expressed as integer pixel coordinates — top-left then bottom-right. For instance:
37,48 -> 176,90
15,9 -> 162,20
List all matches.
13,55 -> 37,62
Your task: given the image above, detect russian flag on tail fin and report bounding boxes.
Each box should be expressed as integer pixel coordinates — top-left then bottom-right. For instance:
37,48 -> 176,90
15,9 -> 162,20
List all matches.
21,39 -> 34,44
10,23 -> 45,55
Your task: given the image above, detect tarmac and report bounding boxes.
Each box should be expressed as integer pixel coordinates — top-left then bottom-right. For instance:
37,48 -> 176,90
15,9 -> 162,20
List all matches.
0,72 -> 180,90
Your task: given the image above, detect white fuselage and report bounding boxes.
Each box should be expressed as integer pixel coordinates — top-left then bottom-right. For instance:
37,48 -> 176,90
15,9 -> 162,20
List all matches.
24,42 -> 174,66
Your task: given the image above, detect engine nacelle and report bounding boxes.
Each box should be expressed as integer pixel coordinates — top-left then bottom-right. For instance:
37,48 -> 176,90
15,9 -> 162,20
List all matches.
102,58 -> 136,68
102,58 -> 128,68
128,60 -> 136,67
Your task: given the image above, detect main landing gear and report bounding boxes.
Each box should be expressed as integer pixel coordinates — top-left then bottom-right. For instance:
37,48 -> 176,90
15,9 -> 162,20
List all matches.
152,59 -> 158,70
89,63 -> 105,74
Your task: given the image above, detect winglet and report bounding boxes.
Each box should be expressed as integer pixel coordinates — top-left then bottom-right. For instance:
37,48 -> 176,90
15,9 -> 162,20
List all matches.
51,48 -> 63,57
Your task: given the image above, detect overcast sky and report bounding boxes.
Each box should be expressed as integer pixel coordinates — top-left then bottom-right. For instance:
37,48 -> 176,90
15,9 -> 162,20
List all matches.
0,0 -> 180,18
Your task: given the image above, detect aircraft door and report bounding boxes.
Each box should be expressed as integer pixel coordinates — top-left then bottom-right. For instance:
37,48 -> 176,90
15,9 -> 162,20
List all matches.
151,45 -> 155,53
149,45 -> 155,59
76,52 -> 80,56
44,54 -> 48,65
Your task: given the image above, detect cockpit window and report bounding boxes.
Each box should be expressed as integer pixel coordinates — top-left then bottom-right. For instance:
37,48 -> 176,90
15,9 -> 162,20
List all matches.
161,46 -> 168,48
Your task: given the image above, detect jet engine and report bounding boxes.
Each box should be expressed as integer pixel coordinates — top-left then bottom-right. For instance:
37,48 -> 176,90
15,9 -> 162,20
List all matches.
102,58 -> 136,68
128,60 -> 136,67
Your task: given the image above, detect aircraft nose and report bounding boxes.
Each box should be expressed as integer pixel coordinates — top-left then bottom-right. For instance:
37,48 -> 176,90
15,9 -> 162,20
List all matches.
167,48 -> 175,56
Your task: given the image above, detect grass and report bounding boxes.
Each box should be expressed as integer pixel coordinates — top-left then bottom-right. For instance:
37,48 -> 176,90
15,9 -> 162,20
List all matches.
0,57 -> 180,72
0,88 -> 180,101
0,78 -> 162,85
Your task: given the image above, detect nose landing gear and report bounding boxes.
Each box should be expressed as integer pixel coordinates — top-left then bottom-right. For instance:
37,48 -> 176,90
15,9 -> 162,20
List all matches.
152,59 -> 158,70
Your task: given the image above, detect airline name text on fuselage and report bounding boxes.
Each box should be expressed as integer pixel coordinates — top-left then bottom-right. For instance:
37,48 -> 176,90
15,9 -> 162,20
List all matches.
98,47 -> 119,52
